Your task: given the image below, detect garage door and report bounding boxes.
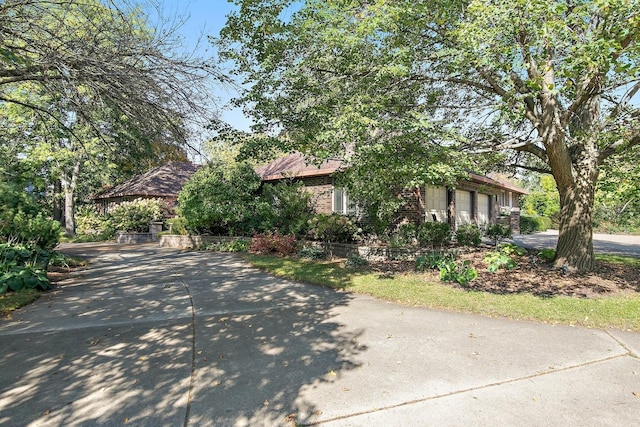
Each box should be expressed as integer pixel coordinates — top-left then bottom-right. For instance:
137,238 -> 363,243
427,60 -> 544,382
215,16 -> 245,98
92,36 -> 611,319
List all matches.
425,186 -> 448,222
455,190 -> 471,226
477,194 -> 490,225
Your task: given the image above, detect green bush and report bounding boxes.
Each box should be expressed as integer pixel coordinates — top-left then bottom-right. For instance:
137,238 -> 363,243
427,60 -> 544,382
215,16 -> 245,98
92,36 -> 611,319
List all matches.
257,181 -> 314,237
109,198 -> 162,233
438,259 -> 478,286
455,224 -> 482,247
485,223 -> 512,246
298,246 -> 327,260
201,238 -> 250,253
75,205 -> 111,239
165,217 -> 188,235
415,250 -> 456,271
307,214 -> 362,243
0,180 -> 61,249
178,163 -> 262,235
520,215 -> 553,234
417,222 -> 452,248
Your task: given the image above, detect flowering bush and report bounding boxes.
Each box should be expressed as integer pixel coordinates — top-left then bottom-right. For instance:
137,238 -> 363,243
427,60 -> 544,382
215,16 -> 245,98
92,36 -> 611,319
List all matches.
307,214 -> 362,243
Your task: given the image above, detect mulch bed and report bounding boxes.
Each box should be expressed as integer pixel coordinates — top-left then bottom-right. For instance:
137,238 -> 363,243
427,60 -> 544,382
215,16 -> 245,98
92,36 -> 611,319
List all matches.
370,247 -> 640,299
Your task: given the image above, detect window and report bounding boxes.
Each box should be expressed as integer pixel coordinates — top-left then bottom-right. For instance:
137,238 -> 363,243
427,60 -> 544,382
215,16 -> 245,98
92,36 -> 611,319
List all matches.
332,187 -> 356,215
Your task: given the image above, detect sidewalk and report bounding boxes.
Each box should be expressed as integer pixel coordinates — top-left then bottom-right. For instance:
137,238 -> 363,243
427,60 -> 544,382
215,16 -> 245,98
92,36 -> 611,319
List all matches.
1,244 -> 639,426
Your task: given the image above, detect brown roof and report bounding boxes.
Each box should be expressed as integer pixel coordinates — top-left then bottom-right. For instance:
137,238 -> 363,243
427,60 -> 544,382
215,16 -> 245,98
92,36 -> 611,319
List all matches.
257,153 -> 527,194
93,162 -> 199,200
256,153 -> 345,181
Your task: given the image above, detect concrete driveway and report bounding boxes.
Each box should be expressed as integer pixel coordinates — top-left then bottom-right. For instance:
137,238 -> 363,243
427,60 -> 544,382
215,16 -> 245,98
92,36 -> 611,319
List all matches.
1,243 -> 639,426
513,230 -> 640,257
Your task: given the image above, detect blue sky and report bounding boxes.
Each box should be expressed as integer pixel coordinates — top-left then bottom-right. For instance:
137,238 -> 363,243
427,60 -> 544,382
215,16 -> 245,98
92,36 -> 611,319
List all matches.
156,0 -> 251,132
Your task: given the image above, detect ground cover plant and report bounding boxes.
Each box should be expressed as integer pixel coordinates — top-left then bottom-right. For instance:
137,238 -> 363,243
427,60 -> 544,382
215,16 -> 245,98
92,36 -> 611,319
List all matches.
245,248 -> 640,331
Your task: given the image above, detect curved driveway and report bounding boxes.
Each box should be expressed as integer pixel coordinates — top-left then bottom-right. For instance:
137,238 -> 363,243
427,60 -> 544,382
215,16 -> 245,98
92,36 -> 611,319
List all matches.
1,243 -> 639,426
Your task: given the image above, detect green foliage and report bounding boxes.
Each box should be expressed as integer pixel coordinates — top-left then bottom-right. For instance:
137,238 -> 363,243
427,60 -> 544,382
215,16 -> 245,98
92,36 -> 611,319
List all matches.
200,238 -> 250,253
249,233 -> 297,256
109,198 -> 162,233
75,205 -> 112,239
344,254 -> 369,269
307,214 -> 362,243
417,221 -> 452,248
256,181 -> 314,237
521,175 -> 560,218
165,217 -> 188,235
298,246 -> 327,260
455,224 -> 482,247
537,249 -> 556,262
0,180 -> 60,249
485,223 -> 512,246
178,163 -> 262,235
438,260 -> 478,286
499,243 -> 528,257
483,252 -> 517,273
520,215 -> 553,235
415,250 -> 456,272
0,243 -> 51,294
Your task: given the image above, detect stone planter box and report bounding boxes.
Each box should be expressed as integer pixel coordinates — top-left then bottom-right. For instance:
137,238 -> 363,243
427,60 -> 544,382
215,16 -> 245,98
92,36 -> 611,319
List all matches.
116,232 -> 157,244
158,235 -> 252,249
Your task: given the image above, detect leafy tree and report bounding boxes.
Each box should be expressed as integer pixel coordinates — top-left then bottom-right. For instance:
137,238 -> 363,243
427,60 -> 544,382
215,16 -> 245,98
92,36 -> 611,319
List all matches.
219,0 -> 640,271
521,174 -> 560,218
1,0 -> 221,233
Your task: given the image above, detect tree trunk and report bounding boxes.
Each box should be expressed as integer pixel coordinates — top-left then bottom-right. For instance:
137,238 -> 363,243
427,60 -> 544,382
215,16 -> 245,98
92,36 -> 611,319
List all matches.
63,160 -> 82,236
553,157 -> 598,272
52,179 -> 63,225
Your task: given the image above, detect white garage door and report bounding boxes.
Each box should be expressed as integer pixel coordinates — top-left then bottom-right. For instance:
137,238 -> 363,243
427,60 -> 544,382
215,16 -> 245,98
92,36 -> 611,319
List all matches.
455,190 -> 471,226
425,186 -> 448,222
477,194 -> 490,225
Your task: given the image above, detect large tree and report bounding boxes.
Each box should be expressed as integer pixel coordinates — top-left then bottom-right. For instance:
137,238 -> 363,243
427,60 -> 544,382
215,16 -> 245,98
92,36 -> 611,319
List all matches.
1,0 -> 223,233
219,0 -> 640,271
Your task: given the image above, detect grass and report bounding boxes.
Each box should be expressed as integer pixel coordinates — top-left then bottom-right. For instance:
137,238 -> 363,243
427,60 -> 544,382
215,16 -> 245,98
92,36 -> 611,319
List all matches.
245,254 -> 640,332
0,289 -> 41,318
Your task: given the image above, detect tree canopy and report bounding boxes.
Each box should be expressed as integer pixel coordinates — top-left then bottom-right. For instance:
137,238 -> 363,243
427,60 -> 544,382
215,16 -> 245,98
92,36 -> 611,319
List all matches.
1,0 -> 225,233
219,0 -> 640,271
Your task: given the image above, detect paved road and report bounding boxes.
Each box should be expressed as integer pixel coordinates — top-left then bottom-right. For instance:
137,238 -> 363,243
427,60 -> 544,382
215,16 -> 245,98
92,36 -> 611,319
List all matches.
1,243 -> 639,426
513,230 -> 640,257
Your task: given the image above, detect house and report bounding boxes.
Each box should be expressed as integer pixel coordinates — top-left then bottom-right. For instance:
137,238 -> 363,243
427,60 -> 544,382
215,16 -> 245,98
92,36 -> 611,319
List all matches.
92,161 -> 199,216
256,153 -> 527,233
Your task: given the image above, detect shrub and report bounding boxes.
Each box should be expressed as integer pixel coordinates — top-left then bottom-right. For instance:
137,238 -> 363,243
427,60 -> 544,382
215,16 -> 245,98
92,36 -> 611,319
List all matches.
178,163 -> 262,235
455,224 -> 482,247
417,222 -> 452,248
344,254 -> 369,268
438,259 -> 478,286
75,205 -> 112,239
389,223 -> 417,247
165,217 -> 188,235
520,215 -> 553,234
201,238 -> 250,252
0,180 -> 61,249
257,181 -> 314,236
249,233 -> 297,256
108,198 -> 162,233
485,223 -> 512,246
415,250 -> 456,271
307,214 -> 362,243
0,243 -> 51,294
298,246 -> 327,260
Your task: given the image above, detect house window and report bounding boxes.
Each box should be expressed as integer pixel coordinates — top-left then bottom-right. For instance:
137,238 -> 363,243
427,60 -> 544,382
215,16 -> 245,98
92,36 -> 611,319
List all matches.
332,187 -> 355,215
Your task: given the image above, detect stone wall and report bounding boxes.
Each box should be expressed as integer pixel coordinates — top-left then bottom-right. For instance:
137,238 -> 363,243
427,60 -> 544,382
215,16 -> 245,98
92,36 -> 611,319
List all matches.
158,235 -> 251,249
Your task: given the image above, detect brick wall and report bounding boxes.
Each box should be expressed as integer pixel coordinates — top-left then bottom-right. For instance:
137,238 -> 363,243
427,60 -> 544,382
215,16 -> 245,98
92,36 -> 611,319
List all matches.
297,176 -> 333,214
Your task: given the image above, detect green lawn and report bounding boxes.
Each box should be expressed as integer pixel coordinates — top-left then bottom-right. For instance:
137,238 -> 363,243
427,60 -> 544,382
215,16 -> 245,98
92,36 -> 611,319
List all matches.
0,289 -> 41,318
245,254 -> 640,332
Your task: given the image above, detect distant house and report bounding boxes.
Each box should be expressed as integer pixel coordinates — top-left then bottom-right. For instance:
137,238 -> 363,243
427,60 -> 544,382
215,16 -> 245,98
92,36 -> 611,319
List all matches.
93,162 -> 199,216
256,153 -> 527,233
